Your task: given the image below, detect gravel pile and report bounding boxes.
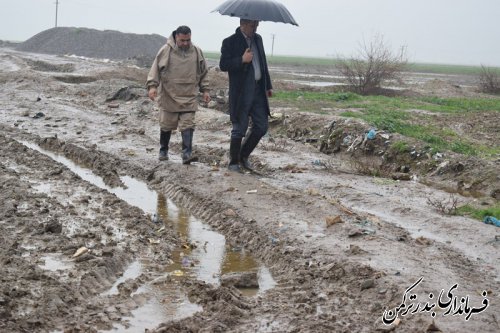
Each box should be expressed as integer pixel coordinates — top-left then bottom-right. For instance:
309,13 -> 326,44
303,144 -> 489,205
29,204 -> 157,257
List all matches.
16,27 -> 167,66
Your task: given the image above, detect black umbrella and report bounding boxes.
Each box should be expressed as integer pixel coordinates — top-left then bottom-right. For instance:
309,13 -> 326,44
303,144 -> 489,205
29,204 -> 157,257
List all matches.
212,0 -> 299,26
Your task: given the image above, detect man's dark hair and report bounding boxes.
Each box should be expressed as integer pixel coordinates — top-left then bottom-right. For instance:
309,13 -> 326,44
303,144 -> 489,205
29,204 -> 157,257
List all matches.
240,19 -> 257,25
176,25 -> 191,35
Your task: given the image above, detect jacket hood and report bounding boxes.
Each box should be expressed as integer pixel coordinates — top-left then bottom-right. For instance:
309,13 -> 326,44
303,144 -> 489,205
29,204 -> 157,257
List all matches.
167,32 -> 176,48
167,31 -> 193,52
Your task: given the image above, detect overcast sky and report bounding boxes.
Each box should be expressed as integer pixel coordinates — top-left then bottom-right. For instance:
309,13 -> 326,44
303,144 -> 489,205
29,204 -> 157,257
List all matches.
1,0 -> 499,66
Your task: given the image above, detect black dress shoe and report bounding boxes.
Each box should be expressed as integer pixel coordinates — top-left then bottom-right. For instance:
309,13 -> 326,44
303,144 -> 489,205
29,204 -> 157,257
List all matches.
228,163 -> 242,173
240,157 -> 254,171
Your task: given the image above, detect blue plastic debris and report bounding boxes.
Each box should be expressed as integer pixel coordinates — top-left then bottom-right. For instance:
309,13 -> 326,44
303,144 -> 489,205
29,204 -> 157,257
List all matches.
366,129 -> 377,140
483,216 -> 500,227
269,236 -> 279,245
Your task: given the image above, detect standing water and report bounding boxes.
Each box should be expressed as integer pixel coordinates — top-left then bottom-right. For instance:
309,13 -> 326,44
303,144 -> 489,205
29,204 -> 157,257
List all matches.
21,141 -> 275,331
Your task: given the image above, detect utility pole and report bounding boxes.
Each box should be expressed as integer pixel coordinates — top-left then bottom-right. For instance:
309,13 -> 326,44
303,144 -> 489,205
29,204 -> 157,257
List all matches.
271,34 -> 275,57
55,0 -> 59,27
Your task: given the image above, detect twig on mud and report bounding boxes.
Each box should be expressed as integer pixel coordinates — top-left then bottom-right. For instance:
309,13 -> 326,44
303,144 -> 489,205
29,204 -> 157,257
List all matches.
426,194 -> 459,215
260,136 -> 291,152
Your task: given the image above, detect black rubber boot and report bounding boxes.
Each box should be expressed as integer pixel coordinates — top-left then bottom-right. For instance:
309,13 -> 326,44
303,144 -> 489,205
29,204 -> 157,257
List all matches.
228,138 -> 242,172
240,131 -> 261,170
181,129 -> 198,164
159,130 -> 171,161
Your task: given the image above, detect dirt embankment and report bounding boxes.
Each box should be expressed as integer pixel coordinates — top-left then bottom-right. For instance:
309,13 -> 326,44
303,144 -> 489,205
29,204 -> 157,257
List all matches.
0,27 -> 499,333
15,27 -> 167,67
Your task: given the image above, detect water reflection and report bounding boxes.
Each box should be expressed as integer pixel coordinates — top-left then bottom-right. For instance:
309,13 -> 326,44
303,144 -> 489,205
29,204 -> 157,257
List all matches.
20,139 -> 276,331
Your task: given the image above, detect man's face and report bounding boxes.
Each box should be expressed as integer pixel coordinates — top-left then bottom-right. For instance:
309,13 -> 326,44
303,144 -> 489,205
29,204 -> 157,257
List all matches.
241,20 -> 259,37
176,33 -> 191,50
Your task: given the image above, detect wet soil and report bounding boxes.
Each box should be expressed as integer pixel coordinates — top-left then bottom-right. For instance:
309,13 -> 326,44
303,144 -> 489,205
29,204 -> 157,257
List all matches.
0,47 -> 499,332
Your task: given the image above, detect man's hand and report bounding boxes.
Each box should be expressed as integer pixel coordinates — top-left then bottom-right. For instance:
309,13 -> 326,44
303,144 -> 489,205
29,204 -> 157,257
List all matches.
202,91 -> 211,104
148,87 -> 157,101
242,48 -> 253,64
267,89 -> 273,98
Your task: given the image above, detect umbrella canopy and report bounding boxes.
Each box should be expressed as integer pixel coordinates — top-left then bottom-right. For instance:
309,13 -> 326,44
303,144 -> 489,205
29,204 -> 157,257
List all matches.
212,0 -> 299,26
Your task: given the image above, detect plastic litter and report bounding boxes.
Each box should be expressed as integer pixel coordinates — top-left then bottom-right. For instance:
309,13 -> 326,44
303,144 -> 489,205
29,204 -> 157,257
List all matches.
483,216 -> 500,227
269,236 -> 279,245
72,247 -> 88,258
171,270 -> 184,277
366,128 -> 377,140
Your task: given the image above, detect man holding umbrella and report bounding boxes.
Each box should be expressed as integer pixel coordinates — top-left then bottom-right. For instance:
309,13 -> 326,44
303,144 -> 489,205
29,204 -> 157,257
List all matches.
219,19 -> 273,173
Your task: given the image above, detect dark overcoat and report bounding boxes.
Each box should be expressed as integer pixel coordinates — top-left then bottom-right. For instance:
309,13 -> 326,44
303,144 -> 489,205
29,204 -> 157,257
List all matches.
219,27 -> 272,122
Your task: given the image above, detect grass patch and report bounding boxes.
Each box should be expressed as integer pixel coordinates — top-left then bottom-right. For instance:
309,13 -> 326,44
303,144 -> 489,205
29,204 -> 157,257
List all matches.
271,91 -> 361,114
273,91 -> 359,102
272,91 -> 500,157
419,97 -> 500,113
406,63 -> 490,76
391,141 -> 410,153
457,204 -> 500,220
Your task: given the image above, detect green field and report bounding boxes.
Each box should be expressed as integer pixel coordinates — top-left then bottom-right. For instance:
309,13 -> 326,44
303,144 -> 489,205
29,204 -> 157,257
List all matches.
204,52 -> 500,75
271,91 -> 500,158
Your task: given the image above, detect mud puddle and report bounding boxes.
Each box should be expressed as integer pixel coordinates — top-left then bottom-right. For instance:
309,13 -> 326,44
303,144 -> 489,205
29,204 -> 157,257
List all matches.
21,140 -> 276,330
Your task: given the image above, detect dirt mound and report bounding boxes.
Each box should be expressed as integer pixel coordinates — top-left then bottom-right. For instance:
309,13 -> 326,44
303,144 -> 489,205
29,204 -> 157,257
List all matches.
16,27 -> 166,65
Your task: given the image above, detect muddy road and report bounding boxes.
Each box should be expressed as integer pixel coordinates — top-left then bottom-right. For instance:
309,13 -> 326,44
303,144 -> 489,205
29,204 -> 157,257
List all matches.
0,48 -> 499,332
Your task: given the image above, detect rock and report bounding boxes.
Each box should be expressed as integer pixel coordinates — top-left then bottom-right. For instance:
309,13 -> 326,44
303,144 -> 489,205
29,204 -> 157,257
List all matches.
102,247 -> 114,257
221,271 -> 259,288
426,321 -> 442,332
44,220 -> 62,234
223,209 -> 237,217
325,215 -> 343,227
360,279 -> 375,290
415,236 -> 432,246
346,244 -> 367,255
391,172 -> 411,181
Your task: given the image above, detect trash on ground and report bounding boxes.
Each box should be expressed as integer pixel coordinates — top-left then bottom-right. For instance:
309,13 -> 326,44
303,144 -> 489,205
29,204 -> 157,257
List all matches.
484,216 -> 500,227
171,270 -> 184,277
325,215 -> 343,227
366,129 -> 377,140
72,247 -> 89,258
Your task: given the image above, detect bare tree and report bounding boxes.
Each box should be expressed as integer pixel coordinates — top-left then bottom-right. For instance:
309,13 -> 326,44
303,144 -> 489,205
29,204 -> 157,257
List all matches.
478,64 -> 500,94
336,35 -> 408,95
